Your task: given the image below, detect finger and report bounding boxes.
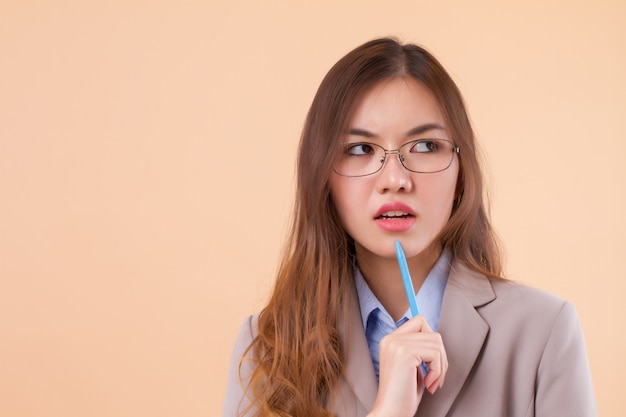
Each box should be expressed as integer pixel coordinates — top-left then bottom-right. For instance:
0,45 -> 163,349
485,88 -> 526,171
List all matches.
423,348 -> 447,393
394,314 -> 433,334
421,337 -> 448,392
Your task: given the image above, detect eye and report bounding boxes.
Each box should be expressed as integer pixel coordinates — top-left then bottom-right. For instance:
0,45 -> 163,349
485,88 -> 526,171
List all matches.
345,143 -> 376,156
410,140 -> 439,153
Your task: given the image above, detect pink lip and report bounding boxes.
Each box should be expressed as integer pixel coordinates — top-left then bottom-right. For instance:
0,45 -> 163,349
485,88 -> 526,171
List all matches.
374,202 -> 416,218
374,202 -> 416,233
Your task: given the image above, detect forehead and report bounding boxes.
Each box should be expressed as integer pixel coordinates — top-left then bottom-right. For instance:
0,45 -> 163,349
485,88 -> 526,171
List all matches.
348,77 -> 447,134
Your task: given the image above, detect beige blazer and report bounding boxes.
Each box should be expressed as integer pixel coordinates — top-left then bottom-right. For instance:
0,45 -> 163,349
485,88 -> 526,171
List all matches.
223,263 -> 596,417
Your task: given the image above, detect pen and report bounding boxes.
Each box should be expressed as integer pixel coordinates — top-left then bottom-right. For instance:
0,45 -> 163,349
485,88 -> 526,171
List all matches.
395,240 -> 429,376
395,240 -> 420,316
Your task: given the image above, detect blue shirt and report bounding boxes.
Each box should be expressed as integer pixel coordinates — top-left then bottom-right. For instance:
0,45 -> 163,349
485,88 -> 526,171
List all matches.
354,250 -> 451,380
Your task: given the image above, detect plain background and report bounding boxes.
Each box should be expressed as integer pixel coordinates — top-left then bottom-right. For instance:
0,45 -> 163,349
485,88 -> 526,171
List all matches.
1,1 -> 624,416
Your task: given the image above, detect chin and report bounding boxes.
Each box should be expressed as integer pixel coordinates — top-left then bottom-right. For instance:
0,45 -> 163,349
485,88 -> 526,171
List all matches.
395,238 -> 440,258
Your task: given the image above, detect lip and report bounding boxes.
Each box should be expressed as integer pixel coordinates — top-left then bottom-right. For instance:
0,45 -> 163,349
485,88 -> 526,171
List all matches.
374,202 -> 416,218
374,202 -> 417,233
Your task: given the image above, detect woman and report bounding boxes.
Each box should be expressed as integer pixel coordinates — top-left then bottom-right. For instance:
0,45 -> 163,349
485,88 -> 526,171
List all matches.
223,38 -> 596,417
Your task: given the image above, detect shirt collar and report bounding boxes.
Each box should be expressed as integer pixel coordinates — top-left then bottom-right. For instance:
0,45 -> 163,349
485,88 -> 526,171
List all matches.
354,249 -> 451,331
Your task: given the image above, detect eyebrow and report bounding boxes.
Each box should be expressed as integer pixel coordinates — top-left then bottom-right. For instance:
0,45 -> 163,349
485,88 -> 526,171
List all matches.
348,123 -> 446,138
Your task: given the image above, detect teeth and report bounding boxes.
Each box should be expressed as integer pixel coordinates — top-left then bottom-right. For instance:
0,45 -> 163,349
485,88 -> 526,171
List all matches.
382,211 -> 408,218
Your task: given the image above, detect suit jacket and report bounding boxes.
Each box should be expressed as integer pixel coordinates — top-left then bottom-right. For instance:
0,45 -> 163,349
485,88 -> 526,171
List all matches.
223,262 -> 597,417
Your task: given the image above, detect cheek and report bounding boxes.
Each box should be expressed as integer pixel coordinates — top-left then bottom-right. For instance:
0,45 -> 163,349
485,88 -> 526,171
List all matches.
329,177 -> 369,224
329,177 -> 350,223
420,172 -> 457,217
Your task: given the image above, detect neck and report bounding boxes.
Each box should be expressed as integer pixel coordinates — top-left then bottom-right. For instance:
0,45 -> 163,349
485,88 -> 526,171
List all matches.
356,242 -> 442,321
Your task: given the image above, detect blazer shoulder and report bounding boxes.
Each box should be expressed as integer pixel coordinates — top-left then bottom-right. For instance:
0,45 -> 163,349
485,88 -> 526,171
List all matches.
237,313 -> 260,345
222,314 -> 261,417
488,278 -> 569,317
447,262 -> 568,318
230,313 -> 261,368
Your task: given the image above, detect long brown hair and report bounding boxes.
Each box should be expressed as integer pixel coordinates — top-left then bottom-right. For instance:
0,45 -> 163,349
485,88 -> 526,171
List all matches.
240,37 -> 503,416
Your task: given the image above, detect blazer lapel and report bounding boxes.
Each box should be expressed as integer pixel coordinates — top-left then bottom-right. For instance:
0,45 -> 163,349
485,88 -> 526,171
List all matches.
416,263 -> 496,417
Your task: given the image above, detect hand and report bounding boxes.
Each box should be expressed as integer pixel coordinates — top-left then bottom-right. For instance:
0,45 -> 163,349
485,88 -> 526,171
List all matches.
367,315 -> 448,417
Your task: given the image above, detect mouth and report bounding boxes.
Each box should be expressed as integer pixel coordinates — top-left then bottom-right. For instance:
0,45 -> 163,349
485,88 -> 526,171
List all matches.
373,203 -> 417,232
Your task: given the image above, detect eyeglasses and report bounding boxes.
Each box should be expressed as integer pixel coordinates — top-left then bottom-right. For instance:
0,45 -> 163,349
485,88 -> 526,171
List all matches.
333,138 -> 460,177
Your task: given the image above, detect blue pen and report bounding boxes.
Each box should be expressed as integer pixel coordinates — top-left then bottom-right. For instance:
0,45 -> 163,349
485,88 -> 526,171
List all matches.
395,240 -> 429,376
395,240 -> 420,317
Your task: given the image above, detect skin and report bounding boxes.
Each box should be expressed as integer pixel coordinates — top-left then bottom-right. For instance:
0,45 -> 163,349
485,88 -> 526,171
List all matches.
329,76 -> 457,416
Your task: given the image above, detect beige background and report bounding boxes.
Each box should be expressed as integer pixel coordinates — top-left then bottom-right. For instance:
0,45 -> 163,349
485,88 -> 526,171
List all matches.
1,1 -> 624,416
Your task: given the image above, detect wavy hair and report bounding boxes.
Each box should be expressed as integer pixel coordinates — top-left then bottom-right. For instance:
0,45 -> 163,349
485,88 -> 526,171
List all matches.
240,37 -> 503,416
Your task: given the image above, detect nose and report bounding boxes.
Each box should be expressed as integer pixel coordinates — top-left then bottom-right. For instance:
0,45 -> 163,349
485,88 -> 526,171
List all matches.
375,152 -> 413,193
